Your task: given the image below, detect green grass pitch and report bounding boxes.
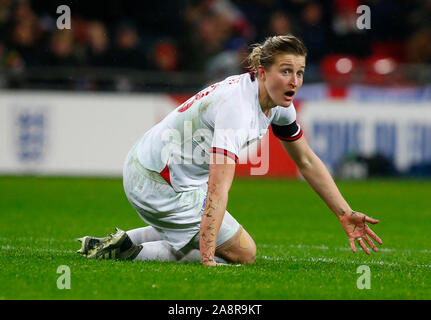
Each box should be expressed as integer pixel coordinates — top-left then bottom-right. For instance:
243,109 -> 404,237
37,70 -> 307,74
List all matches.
1,176 -> 430,300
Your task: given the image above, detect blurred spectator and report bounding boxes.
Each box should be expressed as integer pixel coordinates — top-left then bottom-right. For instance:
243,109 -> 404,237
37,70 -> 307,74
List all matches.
406,0 -> 431,32
213,0 -> 254,41
13,0 -> 35,24
268,11 -> 293,36
205,43 -> 249,82
85,21 -> 112,67
233,0 -> 281,40
0,0 -> 13,40
7,0 -> 44,67
0,41 -> 7,71
45,29 -> 79,67
151,40 -> 178,72
332,0 -> 359,36
183,0 -> 214,27
180,0 -> 252,72
406,28 -> 431,64
330,0 -> 371,57
299,2 -> 326,64
180,11 -> 232,71
405,1 -> 431,64
112,21 -> 146,69
0,0 -> 429,89
366,0 -> 407,41
10,20 -> 42,67
200,13 -> 232,54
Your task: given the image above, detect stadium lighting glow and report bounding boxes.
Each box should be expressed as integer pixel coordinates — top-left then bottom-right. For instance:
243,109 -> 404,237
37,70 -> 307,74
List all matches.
335,58 -> 353,74
374,58 -> 396,75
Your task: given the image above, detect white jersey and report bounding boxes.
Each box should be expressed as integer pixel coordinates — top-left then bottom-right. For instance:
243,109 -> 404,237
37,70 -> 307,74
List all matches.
135,72 -> 303,192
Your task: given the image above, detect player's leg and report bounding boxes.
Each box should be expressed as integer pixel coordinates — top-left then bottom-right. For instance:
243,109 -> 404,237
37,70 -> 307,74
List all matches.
77,226 -> 162,255
82,225 -> 233,263
208,210 -> 256,264
133,240 -> 179,261
215,225 -> 256,264
85,228 -> 142,260
126,226 -> 163,244
187,211 -> 256,264
133,240 -> 228,263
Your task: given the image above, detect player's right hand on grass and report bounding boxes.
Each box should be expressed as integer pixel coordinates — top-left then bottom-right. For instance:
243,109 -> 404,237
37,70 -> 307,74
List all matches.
338,210 -> 383,255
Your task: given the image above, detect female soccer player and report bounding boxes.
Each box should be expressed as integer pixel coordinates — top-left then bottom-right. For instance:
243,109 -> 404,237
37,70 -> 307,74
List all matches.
77,35 -> 383,265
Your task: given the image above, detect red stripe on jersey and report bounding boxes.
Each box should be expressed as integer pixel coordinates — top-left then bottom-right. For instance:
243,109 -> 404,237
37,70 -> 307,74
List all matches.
160,164 -> 172,185
211,148 -> 239,163
277,129 -> 303,142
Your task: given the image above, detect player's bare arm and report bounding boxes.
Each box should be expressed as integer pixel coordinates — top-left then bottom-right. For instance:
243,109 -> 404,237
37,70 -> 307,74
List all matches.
281,137 -> 383,255
200,153 -> 236,266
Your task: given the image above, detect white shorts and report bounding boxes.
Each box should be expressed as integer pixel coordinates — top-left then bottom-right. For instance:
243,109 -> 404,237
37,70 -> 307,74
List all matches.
123,144 -> 240,251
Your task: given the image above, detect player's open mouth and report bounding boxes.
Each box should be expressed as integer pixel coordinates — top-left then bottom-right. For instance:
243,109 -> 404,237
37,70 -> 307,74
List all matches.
285,90 -> 295,99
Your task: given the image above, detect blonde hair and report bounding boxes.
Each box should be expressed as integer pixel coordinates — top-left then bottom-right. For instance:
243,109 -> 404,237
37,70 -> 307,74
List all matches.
248,35 -> 307,71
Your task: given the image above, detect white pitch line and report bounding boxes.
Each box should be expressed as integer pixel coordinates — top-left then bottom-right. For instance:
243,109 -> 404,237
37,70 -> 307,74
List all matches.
0,236 -> 75,243
259,243 -> 427,254
1,243 -> 430,269
1,237 -> 429,258
260,255 -> 431,269
1,245 -> 74,254
0,237 -> 427,253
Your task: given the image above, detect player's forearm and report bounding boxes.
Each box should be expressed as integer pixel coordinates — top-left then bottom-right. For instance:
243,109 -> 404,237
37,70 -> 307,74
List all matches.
199,186 -> 228,265
299,153 -> 351,218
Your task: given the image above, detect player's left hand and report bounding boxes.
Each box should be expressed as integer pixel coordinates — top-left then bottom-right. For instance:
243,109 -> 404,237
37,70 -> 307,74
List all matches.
338,210 -> 383,255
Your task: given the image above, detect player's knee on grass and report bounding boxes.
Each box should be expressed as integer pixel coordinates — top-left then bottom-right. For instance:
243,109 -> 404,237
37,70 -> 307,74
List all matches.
216,226 -> 256,264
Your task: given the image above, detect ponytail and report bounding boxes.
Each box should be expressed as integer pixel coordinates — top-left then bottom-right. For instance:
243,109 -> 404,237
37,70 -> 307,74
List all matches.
247,35 -> 307,71
248,44 -> 263,71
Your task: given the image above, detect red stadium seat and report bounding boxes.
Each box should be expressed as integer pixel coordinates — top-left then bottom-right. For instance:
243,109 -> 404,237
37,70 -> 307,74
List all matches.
320,54 -> 359,85
363,55 -> 399,85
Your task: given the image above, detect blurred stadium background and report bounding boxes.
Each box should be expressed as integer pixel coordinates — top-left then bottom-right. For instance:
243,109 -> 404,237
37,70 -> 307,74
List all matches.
1,0 -> 431,179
